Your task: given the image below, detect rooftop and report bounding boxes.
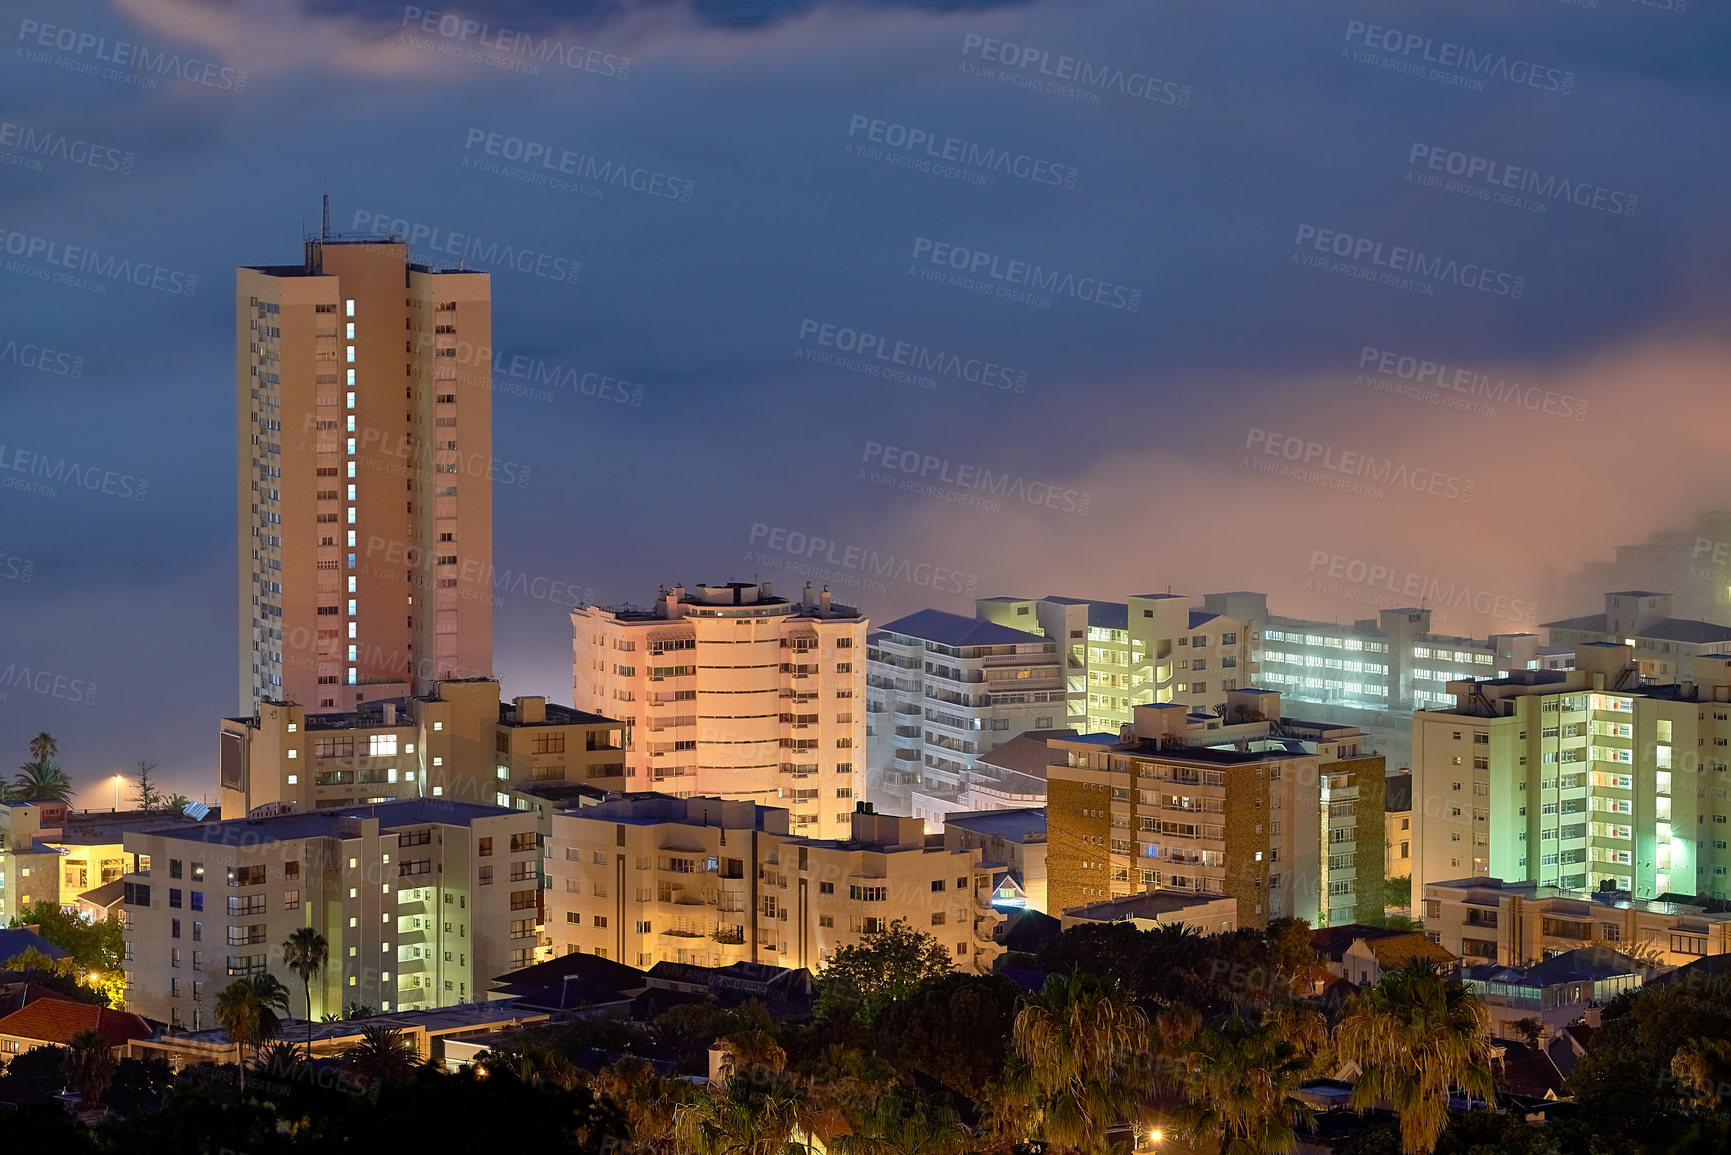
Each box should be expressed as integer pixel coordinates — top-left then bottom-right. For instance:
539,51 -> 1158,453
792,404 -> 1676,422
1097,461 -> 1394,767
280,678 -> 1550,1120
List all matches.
128,798 -> 519,848
879,608 -> 1049,649
1062,888 -> 1231,922
944,808 -> 1047,842
974,730 -> 1073,778
0,996 -> 152,1049
0,928 -> 71,966
142,1001 -> 544,1048
1427,876 -> 1731,920
1542,612 -> 1731,645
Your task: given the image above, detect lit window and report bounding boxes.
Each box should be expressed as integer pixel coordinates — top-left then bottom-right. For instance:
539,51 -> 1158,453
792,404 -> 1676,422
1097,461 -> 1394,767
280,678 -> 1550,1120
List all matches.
348,600 -> 357,615
347,462 -> 356,478
346,346 -> 355,363
348,645 -> 358,660
287,749 -> 298,760
348,668 -> 357,684
346,438 -> 356,455
348,623 -> 357,639
287,774 -> 298,785
346,322 -> 355,339
346,369 -> 355,386
346,391 -> 355,409
433,722 -> 443,731
347,484 -> 356,500
345,299 -> 355,317
348,577 -> 356,593
347,531 -> 356,547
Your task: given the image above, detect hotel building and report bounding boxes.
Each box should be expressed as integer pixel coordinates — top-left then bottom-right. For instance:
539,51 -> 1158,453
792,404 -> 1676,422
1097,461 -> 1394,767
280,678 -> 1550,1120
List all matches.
865,609 -> 1075,822
239,224 -> 492,712
120,800 -> 535,1028
1044,690 -> 1385,928
545,796 -> 1001,973
1411,642 -> 1731,904
572,583 -> 868,842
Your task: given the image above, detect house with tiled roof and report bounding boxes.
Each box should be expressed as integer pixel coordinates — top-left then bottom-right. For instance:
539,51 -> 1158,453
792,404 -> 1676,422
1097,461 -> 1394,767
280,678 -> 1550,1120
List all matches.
0,996 -> 153,1067
1340,932 -> 1456,986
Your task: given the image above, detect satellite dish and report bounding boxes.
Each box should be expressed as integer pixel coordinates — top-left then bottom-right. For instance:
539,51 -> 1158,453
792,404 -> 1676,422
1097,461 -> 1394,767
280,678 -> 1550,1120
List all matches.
182,801 -> 212,821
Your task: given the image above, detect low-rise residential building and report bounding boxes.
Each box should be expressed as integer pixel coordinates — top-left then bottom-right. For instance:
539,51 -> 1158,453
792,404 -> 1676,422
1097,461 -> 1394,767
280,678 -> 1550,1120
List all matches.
1462,947 -> 1667,1036
1,802 -> 200,924
1423,875 -> 1731,966
866,609 -> 1075,820
943,808 -> 1048,914
219,679 -> 628,818
1544,591 -> 1731,685
1411,642 -> 1731,903
572,582 -> 868,842
120,799 -> 537,1028
1057,889 -> 1238,935
132,1001 -> 550,1071
545,796 -> 1002,975
0,996 -> 153,1069
1045,690 -> 1386,929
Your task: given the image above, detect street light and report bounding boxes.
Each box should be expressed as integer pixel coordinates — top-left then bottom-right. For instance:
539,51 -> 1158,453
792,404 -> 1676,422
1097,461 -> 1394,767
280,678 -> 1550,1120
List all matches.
112,774 -> 122,810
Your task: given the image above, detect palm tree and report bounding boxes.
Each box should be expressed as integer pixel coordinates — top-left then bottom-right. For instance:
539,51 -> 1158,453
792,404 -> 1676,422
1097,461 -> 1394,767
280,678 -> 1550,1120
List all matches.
830,1085 -> 968,1155
281,927 -> 329,1057
28,733 -> 57,763
673,1072 -> 805,1155
594,1056 -> 697,1155
65,1028 -> 118,1108
1334,959 -> 1494,1155
1008,972 -> 1155,1154
1171,1016 -> 1313,1155
343,1024 -> 421,1089
477,1045 -> 582,1090
12,760 -> 74,803
214,973 -> 291,1094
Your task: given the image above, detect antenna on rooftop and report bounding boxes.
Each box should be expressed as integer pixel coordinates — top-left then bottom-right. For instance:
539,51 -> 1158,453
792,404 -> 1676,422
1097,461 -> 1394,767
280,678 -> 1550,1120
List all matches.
322,190 -> 331,241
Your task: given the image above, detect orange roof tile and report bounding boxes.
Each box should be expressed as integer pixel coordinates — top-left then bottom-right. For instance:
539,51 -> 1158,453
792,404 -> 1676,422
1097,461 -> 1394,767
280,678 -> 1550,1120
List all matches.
0,996 -> 152,1049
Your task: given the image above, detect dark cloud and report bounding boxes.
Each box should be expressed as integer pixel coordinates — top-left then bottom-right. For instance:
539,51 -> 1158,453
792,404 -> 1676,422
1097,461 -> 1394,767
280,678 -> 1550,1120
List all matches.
1,0 -> 1726,803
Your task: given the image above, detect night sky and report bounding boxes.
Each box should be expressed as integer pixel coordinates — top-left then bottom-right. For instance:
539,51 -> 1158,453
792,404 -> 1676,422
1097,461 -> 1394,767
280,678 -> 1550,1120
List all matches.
2,0 -> 1728,805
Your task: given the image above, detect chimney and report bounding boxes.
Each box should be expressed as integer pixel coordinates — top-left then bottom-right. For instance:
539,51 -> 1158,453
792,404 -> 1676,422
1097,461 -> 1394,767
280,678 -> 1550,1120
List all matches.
820,587 -> 832,614
761,581 -> 773,599
803,583 -> 815,608
383,702 -> 397,726
514,696 -> 547,725
665,585 -> 683,616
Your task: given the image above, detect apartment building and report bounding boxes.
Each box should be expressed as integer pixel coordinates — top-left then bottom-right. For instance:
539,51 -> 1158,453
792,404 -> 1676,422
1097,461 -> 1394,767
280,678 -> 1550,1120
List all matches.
1044,690 -> 1385,928
1412,642 -> 1731,904
0,803 -> 200,924
1258,604 -> 1571,771
975,593 -> 1261,730
572,583 -> 867,842
239,222 -> 492,712
1559,513 -> 1731,628
1424,875 -> 1731,967
1544,591 -> 1731,685
120,799 -> 536,1028
866,609 -> 1075,822
545,796 -> 1001,974
1386,772 -> 1413,892
219,678 -> 627,818
942,808 -> 1048,914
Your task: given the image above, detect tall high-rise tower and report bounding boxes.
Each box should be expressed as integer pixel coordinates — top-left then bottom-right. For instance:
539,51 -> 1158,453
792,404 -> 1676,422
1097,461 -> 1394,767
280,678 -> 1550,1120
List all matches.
238,215 -> 493,712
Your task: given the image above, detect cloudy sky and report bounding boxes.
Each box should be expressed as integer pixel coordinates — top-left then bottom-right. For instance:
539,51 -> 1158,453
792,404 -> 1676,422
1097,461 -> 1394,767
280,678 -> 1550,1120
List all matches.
2,0 -> 1728,804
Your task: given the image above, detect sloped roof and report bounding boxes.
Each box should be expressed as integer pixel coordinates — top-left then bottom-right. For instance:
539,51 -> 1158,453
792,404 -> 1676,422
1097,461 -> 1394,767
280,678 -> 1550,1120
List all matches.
491,950 -> 648,995
0,996 -> 152,1048
1492,1038 -> 1569,1099
1311,924 -> 1406,963
0,928 -> 71,966
879,609 -> 1047,648
1361,933 -> 1456,969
